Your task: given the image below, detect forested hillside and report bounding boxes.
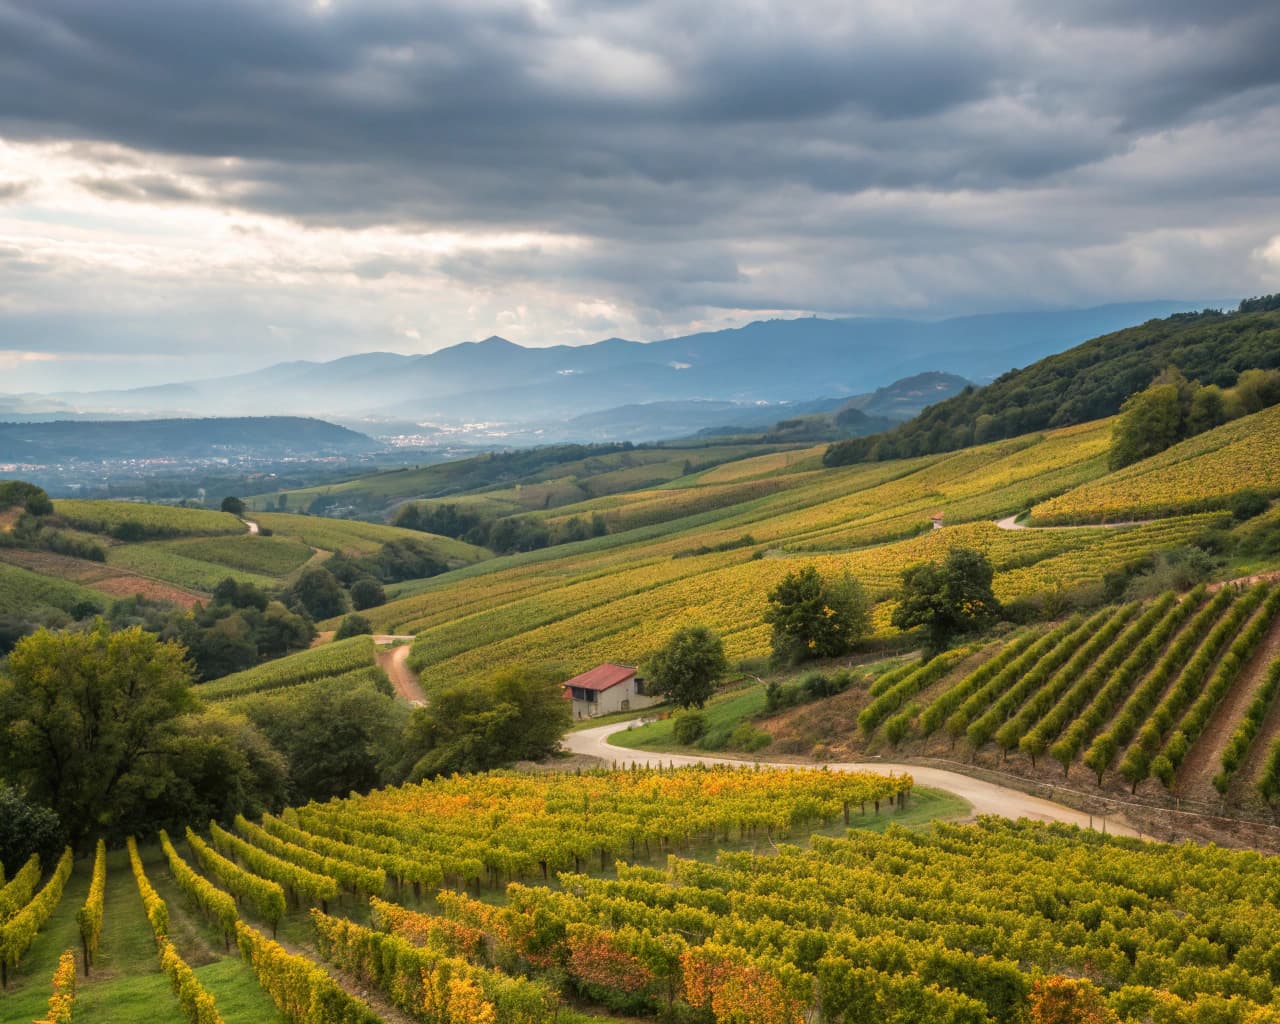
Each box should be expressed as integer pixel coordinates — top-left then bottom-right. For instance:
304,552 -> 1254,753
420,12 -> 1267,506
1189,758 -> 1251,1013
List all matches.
826,302 -> 1280,465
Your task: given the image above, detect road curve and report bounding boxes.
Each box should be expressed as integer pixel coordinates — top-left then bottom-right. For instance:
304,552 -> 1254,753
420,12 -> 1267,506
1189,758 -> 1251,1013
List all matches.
565,721 -> 1139,837
994,514 -> 1152,531
375,638 -> 427,706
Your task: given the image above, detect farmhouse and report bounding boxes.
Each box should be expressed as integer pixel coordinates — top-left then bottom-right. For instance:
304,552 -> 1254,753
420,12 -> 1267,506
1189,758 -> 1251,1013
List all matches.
562,663 -> 661,719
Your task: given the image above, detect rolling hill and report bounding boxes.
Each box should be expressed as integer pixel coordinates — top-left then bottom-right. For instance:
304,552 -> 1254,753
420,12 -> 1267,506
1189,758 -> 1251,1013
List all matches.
0,417 -> 379,463
826,304 -> 1280,464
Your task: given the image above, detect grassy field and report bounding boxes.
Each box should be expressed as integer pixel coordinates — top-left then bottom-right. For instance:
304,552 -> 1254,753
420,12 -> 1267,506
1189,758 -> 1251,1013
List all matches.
607,684 -> 769,752
0,559 -> 109,616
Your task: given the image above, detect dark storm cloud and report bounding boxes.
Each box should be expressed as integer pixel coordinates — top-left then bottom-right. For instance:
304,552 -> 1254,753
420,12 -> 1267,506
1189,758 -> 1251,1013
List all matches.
2,0 -> 1275,236
0,2 -> 1118,222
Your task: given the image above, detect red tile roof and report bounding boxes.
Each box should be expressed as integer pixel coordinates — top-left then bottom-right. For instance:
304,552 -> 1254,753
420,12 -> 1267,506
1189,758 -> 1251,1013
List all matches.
562,663 -> 637,692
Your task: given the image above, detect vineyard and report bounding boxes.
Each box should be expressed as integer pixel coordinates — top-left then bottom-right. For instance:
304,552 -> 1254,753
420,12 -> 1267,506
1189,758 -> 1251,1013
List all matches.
250,513 -> 488,563
811,583 -> 1280,818
11,767 -> 1280,1022
266,410 -> 1254,688
53,500 -> 246,539
1032,402 -> 1280,524
195,635 -> 379,701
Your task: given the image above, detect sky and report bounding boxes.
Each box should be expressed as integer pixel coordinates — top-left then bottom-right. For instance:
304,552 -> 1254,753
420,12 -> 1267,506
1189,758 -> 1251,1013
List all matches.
1,0 -> 1279,391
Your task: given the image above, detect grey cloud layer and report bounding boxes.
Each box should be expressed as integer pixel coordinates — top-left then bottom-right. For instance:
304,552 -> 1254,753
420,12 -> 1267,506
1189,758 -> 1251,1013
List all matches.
0,0 -> 1279,383
5,0 -> 1277,223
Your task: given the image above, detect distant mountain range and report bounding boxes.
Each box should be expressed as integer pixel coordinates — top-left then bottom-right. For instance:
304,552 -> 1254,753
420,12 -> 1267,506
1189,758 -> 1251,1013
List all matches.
0,417 -> 377,463
0,302 -> 1205,435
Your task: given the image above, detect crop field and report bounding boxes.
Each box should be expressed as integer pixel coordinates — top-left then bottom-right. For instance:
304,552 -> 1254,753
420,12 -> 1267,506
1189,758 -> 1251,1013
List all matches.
12,768 -> 1280,1023
107,544 -> 280,593
163,535 -> 315,577
196,634 -> 379,701
0,560 -> 109,617
54,500 -> 246,539
251,512 -> 487,563
841,583 -> 1280,811
400,515 -> 1219,688
1032,403 -> 1280,524
289,413 -> 1257,687
248,443 -> 782,517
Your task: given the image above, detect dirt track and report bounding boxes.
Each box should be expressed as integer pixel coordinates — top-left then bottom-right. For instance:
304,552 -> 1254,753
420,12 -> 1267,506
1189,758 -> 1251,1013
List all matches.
994,514 -> 1150,531
375,637 -> 426,706
564,721 -> 1140,837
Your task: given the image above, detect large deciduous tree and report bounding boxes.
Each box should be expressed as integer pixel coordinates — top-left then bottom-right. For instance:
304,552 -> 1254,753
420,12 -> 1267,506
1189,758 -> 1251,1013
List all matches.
0,625 -> 195,847
763,566 -> 871,666
891,547 -> 1000,655
646,626 -> 728,709
398,666 -> 571,780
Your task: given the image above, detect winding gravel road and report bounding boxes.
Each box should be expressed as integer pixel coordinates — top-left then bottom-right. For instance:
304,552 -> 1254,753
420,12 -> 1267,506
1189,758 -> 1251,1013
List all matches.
565,721 -> 1140,837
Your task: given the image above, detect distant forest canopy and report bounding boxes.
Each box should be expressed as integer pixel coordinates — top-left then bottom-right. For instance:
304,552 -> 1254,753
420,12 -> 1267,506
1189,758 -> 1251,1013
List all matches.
824,298 -> 1280,466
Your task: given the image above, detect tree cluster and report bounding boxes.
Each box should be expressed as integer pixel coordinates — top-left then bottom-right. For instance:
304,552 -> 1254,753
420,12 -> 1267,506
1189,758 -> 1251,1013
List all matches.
0,623 -> 417,851
1109,366 -> 1280,470
395,501 -> 608,555
645,626 -> 728,709
763,565 -> 871,666
0,480 -> 53,517
165,579 -> 314,680
891,547 -> 1001,656
395,666 -> 571,780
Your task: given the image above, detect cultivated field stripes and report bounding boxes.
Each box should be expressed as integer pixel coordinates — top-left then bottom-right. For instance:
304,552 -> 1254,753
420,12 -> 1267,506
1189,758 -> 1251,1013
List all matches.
288,767 -> 911,892
964,610 -> 1116,751
75,839 -> 106,975
1120,584 -> 1273,787
1032,402 -> 1280,525
940,616 -> 1089,742
425,813 -> 1280,1022
1158,585 -> 1280,783
129,838 -> 234,1024
1046,591 -> 1204,773
159,830 -> 238,949
0,847 -> 73,989
208,823 -> 340,910
186,827 -> 287,935
992,604 -> 1142,756
232,815 -> 384,898
1081,585 -> 1234,785
1016,595 -> 1179,768
1217,656 -> 1280,795
913,627 -> 1047,737
197,634 -> 377,700
860,647 -> 977,737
